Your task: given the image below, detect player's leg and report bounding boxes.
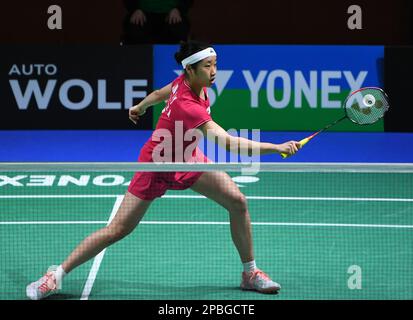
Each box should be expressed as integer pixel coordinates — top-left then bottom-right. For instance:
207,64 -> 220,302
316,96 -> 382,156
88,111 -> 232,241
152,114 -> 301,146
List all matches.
190,171 -> 253,263
61,192 -> 151,273
190,171 -> 281,293
26,191 -> 152,300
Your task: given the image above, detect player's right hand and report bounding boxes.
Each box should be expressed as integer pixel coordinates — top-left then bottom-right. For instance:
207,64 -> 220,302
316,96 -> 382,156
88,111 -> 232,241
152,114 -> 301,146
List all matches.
277,141 -> 301,156
129,106 -> 146,125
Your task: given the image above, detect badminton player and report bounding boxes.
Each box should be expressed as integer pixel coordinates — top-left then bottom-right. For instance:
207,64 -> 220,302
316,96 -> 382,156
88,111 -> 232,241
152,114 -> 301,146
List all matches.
26,41 -> 301,300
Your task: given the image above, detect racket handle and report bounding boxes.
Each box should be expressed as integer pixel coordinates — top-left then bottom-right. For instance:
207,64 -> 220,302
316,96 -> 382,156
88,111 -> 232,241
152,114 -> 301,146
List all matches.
280,137 -> 310,159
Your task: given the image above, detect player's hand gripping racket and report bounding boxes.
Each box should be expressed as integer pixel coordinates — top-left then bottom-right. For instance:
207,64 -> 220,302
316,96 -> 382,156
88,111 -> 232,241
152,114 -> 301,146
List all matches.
281,87 -> 390,158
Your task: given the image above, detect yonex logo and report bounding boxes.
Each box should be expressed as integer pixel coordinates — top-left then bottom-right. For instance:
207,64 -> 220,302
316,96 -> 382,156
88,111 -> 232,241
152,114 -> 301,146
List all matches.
174,69 -> 367,109
0,174 -> 259,188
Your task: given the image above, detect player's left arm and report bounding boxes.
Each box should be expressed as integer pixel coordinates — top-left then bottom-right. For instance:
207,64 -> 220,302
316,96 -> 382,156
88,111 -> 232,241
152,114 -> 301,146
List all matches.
129,82 -> 172,124
199,120 -> 300,156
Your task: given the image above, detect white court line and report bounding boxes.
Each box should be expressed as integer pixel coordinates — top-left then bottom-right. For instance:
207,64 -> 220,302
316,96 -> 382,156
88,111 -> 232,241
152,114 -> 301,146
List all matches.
80,195 -> 124,300
1,194 -> 413,202
0,221 -> 107,225
141,221 -> 413,229
162,195 -> 413,202
1,220 -> 413,229
0,195 -> 118,199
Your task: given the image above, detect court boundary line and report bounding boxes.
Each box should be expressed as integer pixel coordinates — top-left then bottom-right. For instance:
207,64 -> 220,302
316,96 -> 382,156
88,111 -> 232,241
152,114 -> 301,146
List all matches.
0,221 -> 107,225
1,194 -> 413,202
1,220 -> 413,229
80,195 -> 123,300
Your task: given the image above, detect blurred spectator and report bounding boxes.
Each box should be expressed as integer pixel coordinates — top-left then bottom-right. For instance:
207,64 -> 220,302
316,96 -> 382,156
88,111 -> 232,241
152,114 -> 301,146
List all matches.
122,0 -> 193,44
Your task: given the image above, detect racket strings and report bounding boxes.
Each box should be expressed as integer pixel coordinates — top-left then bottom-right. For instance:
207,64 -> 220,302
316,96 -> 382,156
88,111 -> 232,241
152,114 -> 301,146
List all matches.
345,89 -> 389,125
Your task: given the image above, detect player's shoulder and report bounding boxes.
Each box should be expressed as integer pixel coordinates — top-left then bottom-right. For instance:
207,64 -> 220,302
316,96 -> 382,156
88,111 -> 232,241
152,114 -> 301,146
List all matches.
170,75 -> 206,111
172,73 -> 185,90
175,80 -> 199,104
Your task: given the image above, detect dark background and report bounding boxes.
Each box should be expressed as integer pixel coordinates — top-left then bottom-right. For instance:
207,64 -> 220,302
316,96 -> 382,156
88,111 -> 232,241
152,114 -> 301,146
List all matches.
384,46 -> 413,132
0,0 -> 412,131
0,0 -> 411,45
0,45 -> 153,129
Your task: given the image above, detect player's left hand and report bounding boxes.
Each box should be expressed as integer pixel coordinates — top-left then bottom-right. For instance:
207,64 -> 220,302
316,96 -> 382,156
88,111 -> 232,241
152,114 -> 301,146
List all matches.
129,106 -> 146,125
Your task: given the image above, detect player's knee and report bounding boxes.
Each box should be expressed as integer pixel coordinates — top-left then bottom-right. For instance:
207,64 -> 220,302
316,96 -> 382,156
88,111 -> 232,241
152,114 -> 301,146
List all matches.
105,225 -> 132,243
228,193 -> 248,213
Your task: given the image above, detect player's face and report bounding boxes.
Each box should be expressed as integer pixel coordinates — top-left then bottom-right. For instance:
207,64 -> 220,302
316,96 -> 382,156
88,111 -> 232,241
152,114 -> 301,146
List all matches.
194,56 -> 217,87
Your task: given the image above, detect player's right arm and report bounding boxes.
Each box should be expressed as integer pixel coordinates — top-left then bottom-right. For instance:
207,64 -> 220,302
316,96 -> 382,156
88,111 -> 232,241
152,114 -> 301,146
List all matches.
129,82 -> 172,124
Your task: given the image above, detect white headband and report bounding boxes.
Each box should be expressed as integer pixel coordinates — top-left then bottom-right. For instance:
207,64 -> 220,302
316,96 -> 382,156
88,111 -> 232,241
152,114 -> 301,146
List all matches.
181,47 -> 217,69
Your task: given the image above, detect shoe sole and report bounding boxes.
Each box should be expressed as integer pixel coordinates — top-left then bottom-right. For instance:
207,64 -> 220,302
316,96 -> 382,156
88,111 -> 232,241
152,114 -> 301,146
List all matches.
241,286 -> 281,294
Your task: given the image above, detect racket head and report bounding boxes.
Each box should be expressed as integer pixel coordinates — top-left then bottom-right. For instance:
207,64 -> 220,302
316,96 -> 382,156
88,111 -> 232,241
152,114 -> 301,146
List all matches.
344,87 -> 390,125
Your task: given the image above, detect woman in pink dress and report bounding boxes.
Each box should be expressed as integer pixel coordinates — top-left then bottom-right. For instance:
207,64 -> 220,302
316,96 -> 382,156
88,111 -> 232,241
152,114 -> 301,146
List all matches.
27,41 -> 300,300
